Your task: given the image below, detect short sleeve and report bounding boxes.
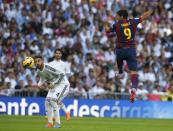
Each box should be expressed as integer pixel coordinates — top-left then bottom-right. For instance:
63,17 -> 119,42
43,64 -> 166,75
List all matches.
64,62 -> 71,74
110,21 -> 117,32
133,17 -> 142,25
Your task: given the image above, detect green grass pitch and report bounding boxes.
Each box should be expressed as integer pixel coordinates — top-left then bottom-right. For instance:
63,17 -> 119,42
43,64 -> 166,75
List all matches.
0,115 -> 173,131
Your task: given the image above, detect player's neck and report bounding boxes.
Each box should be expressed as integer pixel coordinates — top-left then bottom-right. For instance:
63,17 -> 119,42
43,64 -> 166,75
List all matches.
40,64 -> 44,70
55,59 -> 61,61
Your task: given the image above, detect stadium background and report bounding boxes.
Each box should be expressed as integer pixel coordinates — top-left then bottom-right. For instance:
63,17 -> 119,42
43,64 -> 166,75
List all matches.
0,0 -> 173,130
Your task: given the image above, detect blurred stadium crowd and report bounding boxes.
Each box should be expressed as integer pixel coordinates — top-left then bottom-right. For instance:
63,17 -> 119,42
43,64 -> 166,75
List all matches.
0,0 -> 173,101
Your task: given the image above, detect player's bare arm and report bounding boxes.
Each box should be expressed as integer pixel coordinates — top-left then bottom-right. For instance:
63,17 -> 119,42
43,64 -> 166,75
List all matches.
140,10 -> 153,21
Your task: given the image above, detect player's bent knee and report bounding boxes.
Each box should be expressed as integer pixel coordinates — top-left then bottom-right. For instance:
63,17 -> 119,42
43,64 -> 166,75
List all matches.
50,99 -> 59,108
57,102 -> 64,108
45,98 -> 51,107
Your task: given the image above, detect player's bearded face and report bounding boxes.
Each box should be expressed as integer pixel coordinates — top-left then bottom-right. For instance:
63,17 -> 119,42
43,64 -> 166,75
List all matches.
35,58 -> 43,69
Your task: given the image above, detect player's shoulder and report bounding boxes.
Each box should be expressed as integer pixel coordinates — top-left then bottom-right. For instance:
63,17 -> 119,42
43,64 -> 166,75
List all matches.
49,60 -> 66,67
44,62 -> 56,72
48,60 -> 55,64
129,17 -> 141,22
44,62 -> 53,67
133,17 -> 140,20
44,62 -> 49,66
47,60 -> 59,66
58,60 -> 66,64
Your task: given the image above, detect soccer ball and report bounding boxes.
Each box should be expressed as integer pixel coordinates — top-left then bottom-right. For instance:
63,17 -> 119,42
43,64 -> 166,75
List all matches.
22,57 -> 35,68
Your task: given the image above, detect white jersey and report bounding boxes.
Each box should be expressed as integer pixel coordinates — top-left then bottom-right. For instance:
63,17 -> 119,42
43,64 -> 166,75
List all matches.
38,60 -> 70,86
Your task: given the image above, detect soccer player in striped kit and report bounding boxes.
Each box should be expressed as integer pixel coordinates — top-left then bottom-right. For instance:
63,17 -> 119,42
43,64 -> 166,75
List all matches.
107,9 -> 153,102
34,48 -> 70,128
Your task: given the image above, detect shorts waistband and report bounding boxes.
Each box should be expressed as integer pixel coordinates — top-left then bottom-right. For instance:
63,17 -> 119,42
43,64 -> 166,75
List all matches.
116,45 -> 135,49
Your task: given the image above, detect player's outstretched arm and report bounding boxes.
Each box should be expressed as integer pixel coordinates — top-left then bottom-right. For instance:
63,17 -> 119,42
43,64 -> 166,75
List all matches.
141,0 -> 157,21
140,10 -> 153,21
105,24 -> 116,37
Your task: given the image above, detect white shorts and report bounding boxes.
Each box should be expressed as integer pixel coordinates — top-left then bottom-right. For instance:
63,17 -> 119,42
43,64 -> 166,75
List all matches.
46,83 -> 70,103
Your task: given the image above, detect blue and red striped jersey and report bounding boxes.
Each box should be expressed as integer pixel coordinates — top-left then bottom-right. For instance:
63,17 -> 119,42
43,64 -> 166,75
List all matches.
111,17 -> 142,48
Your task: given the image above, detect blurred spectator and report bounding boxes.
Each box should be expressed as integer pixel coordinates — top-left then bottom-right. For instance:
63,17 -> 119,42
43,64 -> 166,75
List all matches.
167,82 -> 173,101
88,79 -> 106,99
0,0 -> 172,100
86,68 -> 96,88
162,80 -> 173,101
4,70 -> 17,93
136,82 -> 148,100
0,82 -> 11,96
152,83 -> 166,95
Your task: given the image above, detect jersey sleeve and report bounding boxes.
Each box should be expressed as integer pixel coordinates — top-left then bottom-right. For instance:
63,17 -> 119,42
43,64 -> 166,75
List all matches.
44,63 -> 65,85
64,62 -> 71,76
133,17 -> 142,25
110,21 -> 117,32
37,70 -> 46,85
106,21 -> 116,37
45,63 -> 62,75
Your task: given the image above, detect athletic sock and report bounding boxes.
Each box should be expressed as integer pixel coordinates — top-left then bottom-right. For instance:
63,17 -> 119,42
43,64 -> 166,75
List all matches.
45,99 -> 53,124
51,101 -> 61,124
130,73 -> 138,89
59,102 -> 67,113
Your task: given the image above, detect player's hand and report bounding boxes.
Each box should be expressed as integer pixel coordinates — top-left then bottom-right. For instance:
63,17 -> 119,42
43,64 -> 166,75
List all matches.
47,82 -> 54,89
42,82 -> 48,87
32,85 -> 42,89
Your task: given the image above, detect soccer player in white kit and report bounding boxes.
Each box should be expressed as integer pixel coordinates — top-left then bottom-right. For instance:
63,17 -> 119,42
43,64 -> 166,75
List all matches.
34,49 -> 70,128
52,48 -> 71,121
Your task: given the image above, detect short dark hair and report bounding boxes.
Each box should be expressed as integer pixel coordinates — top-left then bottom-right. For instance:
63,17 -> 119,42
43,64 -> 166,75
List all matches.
117,10 -> 128,19
34,55 -> 43,60
54,48 -> 63,54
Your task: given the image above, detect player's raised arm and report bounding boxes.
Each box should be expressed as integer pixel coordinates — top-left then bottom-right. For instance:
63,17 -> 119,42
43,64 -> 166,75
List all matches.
141,0 -> 157,20
105,22 -> 116,37
140,10 -> 153,21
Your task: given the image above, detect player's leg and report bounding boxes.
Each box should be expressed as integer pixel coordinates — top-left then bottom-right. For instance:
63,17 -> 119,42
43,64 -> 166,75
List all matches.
50,100 -> 61,128
126,48 -> 138,102
126,48 -> 138,89
49,84 -> 70,127
58,102 -> 67,113
130,71 -> 138,90
56,84 -> 71,121
116,49 -> 124,78
129,71 -> 138,103
45,97 -> 54,127
58,102 -> 70,121
49,87 -> 62,127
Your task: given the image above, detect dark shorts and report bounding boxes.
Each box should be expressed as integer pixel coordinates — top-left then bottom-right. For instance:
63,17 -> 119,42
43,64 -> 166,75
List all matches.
116,47 -> 137,71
